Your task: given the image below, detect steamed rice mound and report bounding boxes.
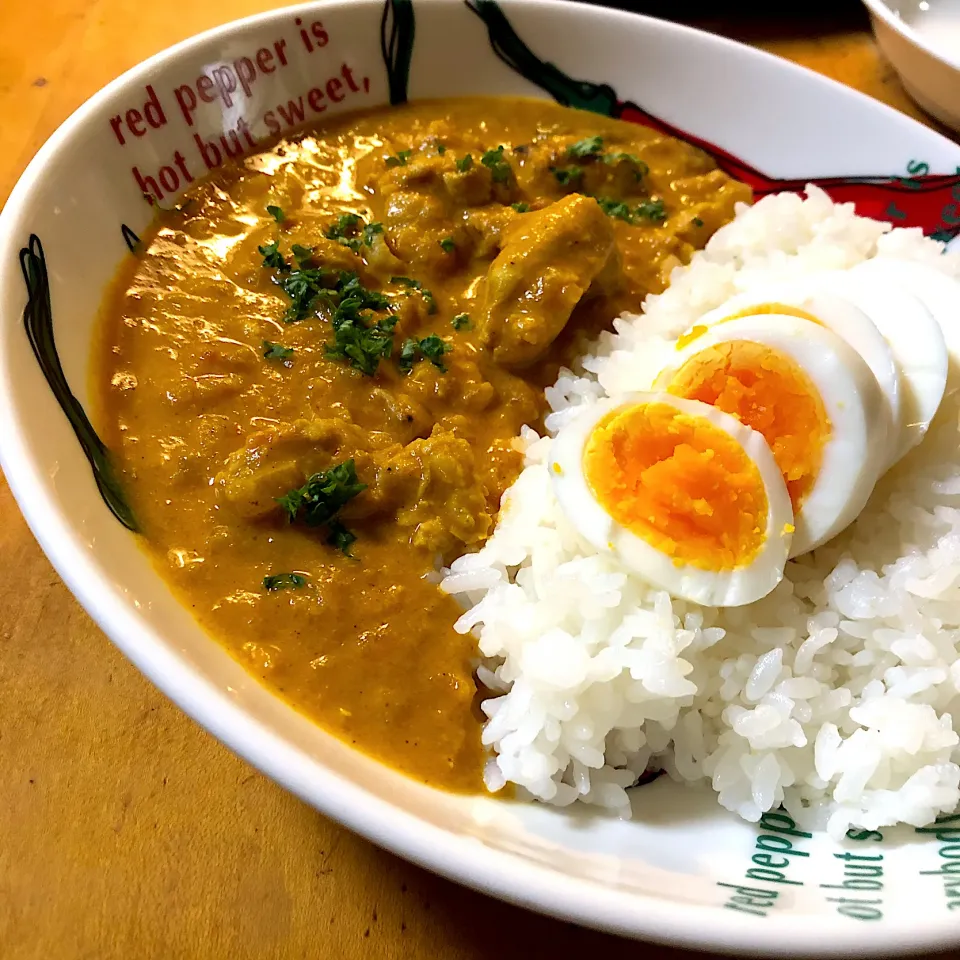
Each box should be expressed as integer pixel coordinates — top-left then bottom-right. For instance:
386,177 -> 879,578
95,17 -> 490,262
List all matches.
440,186 -> 960,839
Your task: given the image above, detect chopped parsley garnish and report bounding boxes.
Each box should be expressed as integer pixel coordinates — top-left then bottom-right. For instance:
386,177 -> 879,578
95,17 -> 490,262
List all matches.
276,459 -> 366,554
323,272 -> 396,374
262,340 -> 294,360
258,240 -> 289,271
595,196 -> 667,225
267,204 -> 285,223
455,154 -> 474,173
274,267 -> 396,374
326,311 -> 397,375
452,313 -> 471,330
385,149 -> 412,168
692,216 -> 704,227
398,334 -> 452,373
511,202 -> 530,213
263,572 -> 307,591
437,143 -> 447,155
391,276 -> 437,314
439,236 -> 456,253
419,334 -> 451,370
279,266 -> 331,322
325,214 -> 384,254
290,243 -> 314,263
550,165 -> 583,186
567,135 -> 604,159
553,140 -> 647,187
480,145 -> 513,184
513,144 -> 529,155
397,337 -> 419,372
363,221 -> 384,246
604,151 -> 649,179
326,520 -> 357,555
634,198 -> 667,223
325,213 -> 362,247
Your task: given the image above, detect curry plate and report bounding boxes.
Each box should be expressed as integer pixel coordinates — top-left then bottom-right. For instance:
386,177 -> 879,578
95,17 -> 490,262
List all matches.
3,0 -> 960,952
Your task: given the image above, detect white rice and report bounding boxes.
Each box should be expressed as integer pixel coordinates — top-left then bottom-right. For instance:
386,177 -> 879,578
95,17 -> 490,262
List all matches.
440,185 -> 960,839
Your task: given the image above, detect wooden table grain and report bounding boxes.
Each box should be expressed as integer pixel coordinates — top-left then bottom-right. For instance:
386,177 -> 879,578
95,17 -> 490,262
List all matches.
1,4 -> 957,958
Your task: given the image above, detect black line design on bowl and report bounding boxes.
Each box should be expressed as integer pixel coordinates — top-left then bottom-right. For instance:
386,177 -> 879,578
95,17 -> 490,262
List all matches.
19,234 -> 137,531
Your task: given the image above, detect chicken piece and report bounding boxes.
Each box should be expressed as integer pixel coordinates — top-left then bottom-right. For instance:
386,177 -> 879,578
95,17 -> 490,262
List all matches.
375,156 -> 460,274
442,164 -> 494,207
216,417 -> 395,519
364,231 -> 405,273
463,205 -> 520,260
478,194 -> 621,367
367,424 -> 492,554
361,387 -> 433,444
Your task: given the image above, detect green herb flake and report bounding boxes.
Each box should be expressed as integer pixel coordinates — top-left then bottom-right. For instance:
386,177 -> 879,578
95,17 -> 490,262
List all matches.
595,196 -> 667,225
635,197 -> 667,223
439,236 -> 456,253
385,149 -> 412,168
419,334 -> 451,370
325,213 -> 365,253
692,216 -> 704,227
595,198 -> 632,222
511,202 -> 530,213
480,145 -> 513,184
550,165 -> 583,186
436,143 -> 447,155
258,240 -> 289,272
290,243 -> 314,263
567,136 -> 604,159
603,152 -> 649,180
452,313 -> 471,330
455,154 -> 474,173
362,222 -> 384,246
324,215 -> 384,254
263,572 -> 307,591
276,459 -> 366,541
397,334 -> 452,373
262,340 -> 294,361
321,272 -> 396,374
326,519 -> 358,557
391,276 -> 437,314
397,337 -> 420,373
325,312 -> 397,375
267,204 -> 286,223
277,268 -> 396,376
279,266 -> 331,322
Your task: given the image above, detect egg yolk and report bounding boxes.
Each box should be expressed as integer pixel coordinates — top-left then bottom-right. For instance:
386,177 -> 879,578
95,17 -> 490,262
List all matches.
676,303 -> 822,349
663,340 -> 830,508
583,402 -> 768,571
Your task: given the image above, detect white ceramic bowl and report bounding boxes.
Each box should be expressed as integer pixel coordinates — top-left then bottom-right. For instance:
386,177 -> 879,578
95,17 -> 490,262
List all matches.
864,0 -> 960,131
5,0 -> 960,953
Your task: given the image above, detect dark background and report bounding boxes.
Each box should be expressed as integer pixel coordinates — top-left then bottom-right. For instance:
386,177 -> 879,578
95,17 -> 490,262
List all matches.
583,0 -> 871,39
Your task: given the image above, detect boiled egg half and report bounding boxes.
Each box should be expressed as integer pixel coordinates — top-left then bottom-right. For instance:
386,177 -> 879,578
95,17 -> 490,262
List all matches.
549,393 -> 793,607
653,314 -> 892,557
677,275 -> 948,468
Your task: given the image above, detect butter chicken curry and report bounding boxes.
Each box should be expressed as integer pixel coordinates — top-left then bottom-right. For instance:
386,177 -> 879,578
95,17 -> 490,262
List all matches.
95,97 -> 750,789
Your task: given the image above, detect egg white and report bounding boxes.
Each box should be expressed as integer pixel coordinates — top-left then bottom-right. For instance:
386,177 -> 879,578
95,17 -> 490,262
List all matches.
654,314 -> 892,557
815,265 -> 949,466
549,392 -> 793,608
849,257 -> 960,392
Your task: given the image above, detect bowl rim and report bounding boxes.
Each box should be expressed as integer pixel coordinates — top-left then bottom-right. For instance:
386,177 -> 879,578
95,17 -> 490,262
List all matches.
862,0 -> 960,73
4,0 -> 960,953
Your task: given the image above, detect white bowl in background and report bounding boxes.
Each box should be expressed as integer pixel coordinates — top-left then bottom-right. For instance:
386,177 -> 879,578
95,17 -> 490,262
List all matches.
864,0 -> 960,131
4,0 -> 960,952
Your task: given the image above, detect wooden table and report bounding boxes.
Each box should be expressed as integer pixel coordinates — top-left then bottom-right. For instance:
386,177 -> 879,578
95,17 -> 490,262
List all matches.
1,4 -> 956,958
